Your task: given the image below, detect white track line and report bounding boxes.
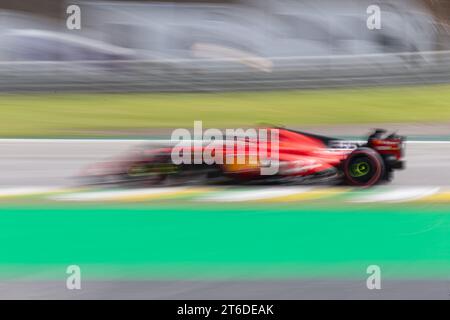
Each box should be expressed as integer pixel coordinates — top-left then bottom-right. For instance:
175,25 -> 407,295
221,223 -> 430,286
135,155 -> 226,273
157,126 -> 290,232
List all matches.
51,187 -> 187,201
0,186 -> 446,203
196,186 -> 311,202
0,187 -> 62,197
0,139 -> 448,144
0,139 -> 150,143
350,187 -> 440,203
404,141 -> 450,144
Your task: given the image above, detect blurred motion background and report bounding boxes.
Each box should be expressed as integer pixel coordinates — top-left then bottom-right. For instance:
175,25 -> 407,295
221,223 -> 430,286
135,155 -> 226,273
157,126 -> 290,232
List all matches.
0,0 -> 450,91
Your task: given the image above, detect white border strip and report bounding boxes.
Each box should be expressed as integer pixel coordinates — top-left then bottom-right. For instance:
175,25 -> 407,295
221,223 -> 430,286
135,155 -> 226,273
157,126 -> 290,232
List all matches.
350,187 -> 440,203
197,187 -> 311,202
51,187 -> 187,201
0,139 -> 448,144
0,187 -> 62,196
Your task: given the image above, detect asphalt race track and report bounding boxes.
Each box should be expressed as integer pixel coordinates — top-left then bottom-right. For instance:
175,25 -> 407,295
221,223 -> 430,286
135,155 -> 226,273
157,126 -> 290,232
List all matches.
0,139 -> 448,187
0,280 -> 448,300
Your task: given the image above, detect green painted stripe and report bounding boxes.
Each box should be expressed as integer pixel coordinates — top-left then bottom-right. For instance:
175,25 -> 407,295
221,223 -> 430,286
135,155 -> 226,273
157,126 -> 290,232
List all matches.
0,205 -> 449,280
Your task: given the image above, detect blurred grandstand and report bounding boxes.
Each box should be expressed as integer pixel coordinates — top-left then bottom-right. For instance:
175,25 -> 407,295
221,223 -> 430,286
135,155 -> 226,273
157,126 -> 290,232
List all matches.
0,0 -> 449,91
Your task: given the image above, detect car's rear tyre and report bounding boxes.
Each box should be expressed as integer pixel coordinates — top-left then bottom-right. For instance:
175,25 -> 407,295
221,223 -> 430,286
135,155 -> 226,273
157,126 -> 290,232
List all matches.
343,148 -> 385,187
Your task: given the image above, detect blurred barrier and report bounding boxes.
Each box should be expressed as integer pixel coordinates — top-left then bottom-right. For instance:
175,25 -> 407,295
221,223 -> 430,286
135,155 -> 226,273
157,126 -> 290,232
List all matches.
1,50 -> 450,92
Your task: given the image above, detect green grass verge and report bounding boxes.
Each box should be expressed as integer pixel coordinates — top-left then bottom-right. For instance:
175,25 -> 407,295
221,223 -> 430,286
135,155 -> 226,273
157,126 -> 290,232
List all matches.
0,205 -> 448,280
1,85 -> 450,137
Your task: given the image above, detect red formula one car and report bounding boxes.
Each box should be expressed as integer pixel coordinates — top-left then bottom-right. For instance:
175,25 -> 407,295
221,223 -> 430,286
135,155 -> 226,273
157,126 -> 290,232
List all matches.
81,127 -> 405,187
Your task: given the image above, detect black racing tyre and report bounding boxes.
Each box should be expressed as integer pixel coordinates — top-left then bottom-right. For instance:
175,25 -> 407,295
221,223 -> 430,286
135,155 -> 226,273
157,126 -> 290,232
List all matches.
126,162 -> 172,186
343,148 -> 385,187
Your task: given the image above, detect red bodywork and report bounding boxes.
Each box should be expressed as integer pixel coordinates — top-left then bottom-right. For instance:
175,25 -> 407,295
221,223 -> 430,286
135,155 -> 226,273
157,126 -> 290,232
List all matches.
81,127 -> 405,185
211,128 -> 350,177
